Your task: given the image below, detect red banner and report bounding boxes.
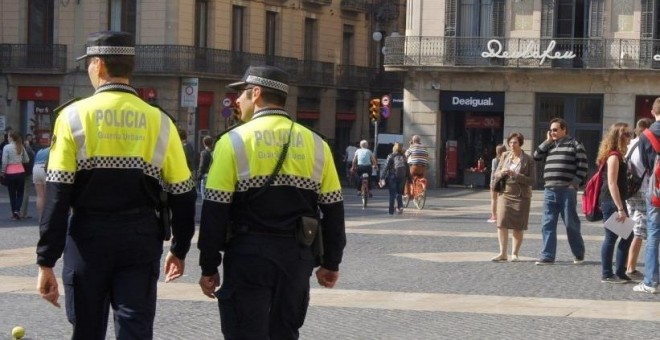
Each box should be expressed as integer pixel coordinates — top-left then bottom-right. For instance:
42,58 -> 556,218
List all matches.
465,116 -> 502,129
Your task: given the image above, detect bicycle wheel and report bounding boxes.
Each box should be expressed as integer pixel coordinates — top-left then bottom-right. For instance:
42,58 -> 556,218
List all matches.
361,182 -> 368,209
402,193 -> 410,207
414,192 -> 426,209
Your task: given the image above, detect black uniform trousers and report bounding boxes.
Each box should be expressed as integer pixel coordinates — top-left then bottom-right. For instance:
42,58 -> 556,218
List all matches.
215,233 -> 315,340
63,211 -> 163,340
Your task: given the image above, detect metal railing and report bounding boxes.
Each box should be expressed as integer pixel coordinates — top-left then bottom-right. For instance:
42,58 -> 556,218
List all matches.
336,64 -> 372,88
135,46 -> 300,80
1,43 -> 395,91
298,60 -> 335,86
384,36 -> 660,70
340,0 -> 369,12
0,44 -> 67,73
302,0 -> 332,5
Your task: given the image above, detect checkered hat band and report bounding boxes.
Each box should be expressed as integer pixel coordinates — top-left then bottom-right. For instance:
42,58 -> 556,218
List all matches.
245,75 -> 289,93
86,46 -> 135,56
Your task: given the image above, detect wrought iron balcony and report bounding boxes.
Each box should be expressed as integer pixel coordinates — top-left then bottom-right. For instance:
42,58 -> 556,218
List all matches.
134,45 -> 299,80
302,0 -> 332,5
0,44 -> 67,73
299,60 -> 335,86
341,0 -> 368,12
336,65 -> 372,89
383,36 -> 660,70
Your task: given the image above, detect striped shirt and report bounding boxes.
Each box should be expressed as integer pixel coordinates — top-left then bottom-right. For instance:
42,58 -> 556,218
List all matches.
533,136 -> 588,188
405,143 -> 429,166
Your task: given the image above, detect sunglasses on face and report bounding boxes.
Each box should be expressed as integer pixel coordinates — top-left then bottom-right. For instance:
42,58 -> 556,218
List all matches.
550,128 -> 560,132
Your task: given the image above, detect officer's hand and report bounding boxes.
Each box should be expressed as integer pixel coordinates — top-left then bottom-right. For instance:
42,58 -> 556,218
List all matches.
315,267 -> 339,288
199,273 -> 220,298
163,251 -> 185,283
37,266 -> 60,308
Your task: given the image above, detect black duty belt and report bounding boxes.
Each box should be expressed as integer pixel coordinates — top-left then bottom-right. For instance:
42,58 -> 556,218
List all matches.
75,206 -> 154,216
237,225 -> 296,238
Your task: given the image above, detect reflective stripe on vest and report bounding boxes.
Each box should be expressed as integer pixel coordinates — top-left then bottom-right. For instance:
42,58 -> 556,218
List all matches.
65,104 -> 171,169
230,124 -> 326,187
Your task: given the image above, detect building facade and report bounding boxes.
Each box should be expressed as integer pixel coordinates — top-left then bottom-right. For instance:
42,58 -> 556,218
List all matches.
0,0 -> 405,169
385,0 -> 660,188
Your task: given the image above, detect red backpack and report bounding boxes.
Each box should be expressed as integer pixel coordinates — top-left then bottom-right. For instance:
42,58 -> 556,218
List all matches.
643,129 -> 660,207
582,151 -> 621,221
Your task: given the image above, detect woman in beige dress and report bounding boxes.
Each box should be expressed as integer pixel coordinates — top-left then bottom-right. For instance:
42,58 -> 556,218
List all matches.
490,132 -> 536,262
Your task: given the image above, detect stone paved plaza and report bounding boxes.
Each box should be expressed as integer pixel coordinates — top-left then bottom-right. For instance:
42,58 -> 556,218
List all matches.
0,187 -> 658,339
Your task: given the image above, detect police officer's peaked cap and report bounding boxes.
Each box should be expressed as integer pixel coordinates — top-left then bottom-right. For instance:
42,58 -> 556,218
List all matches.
227,65 -> 289,94
76,31 -> 135,61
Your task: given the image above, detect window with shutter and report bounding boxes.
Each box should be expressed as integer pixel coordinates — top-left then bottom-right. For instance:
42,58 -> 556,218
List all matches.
641,0 -> 654,38
589,0 -> 604,38
541,0 -> 555,38
445,0 -> 457,36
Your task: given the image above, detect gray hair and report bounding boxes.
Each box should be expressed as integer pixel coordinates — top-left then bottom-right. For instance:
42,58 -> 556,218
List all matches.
360,140 -> 369,148
412,135 -> 421,143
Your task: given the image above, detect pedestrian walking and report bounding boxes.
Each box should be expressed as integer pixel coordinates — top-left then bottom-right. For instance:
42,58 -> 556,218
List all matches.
596,123 -> 634,283
198,135 -> 213,199
20,133 -> 35,219
488,144 -> 506,223
634,97 -> 660,294
533,118 -> 588,265
32,141 -> 50,220
490,133 -> 535,262
36,31 -> 197,338
197,65 -> 346,339
625,118 -> 653,280
380,142 -> 408,215
0,131 -> 29,220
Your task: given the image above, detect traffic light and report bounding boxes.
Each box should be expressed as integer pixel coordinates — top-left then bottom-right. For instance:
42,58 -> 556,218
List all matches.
369,98 -> 381,122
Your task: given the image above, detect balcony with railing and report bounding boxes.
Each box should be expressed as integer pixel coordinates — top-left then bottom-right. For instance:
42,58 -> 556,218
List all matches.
383,36 -> 660,70
340,0 -> 369,12
302,0 -> 332,5
0,44 -> 67,73
336,64 -> 372,89
135,45 -> 300,81
298,60 -> 335,86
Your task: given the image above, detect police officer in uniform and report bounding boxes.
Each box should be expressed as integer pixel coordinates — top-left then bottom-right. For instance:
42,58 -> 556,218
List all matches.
36,31 -> 196,339
198,65 -> 346,339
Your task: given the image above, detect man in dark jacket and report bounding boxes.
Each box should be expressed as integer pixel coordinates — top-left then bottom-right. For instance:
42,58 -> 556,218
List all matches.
635,97 -> 660,294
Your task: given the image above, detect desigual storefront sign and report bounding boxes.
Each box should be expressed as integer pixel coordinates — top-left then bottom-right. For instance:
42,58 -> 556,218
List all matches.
440,91 -> 504,112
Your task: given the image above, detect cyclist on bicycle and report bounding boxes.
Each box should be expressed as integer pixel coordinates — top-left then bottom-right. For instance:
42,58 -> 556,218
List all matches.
351,140 -> 377,197
404,135 -> 429,197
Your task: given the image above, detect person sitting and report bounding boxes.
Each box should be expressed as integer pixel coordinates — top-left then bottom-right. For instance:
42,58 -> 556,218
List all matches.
404,135 -> 429,196
352,140 -> 377,197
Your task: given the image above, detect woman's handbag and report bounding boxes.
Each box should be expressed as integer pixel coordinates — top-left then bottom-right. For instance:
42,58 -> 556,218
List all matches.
493,176 -> 507,193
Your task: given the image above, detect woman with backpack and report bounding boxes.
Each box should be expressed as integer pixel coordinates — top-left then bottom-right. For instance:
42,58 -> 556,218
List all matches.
597,122 -> 635,283
380,142 -> 409,215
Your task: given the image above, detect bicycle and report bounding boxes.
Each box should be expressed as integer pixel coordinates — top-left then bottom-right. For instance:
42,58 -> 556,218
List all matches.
403,176 -> 427,210
360,172 -> 370,209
